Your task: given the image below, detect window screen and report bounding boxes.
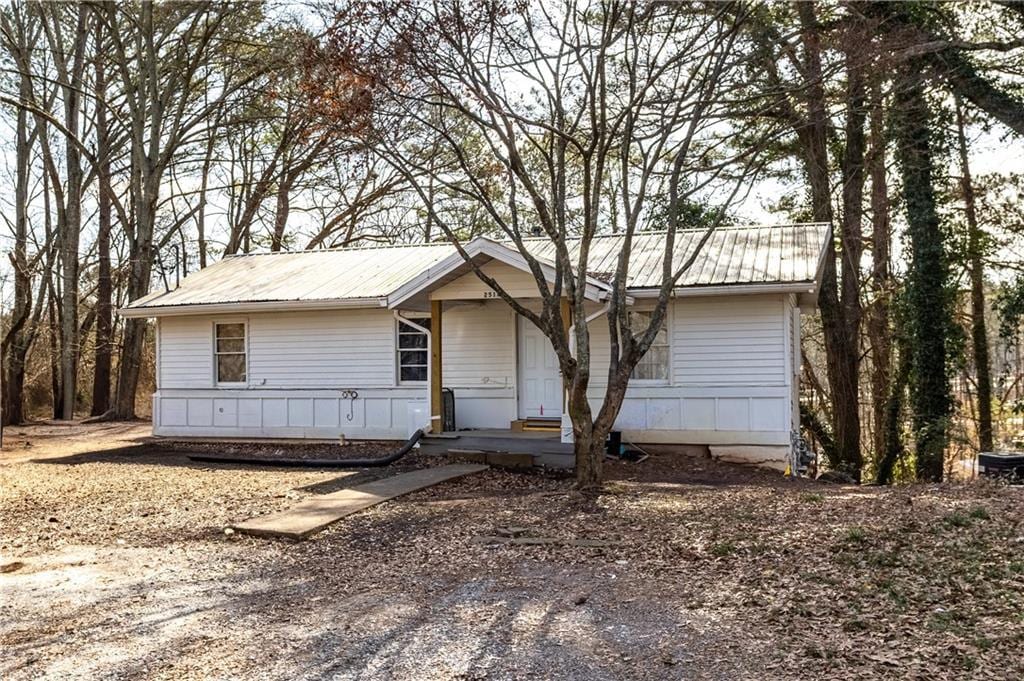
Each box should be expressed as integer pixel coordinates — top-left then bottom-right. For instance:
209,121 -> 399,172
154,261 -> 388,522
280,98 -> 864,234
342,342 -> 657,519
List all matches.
397,318 -> 430,382
215,322 -> 246,384
629,310 -> 669,381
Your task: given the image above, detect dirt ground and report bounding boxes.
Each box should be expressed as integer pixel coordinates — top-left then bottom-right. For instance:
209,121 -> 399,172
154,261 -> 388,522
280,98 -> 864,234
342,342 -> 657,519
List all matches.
2,422 -> 1023,680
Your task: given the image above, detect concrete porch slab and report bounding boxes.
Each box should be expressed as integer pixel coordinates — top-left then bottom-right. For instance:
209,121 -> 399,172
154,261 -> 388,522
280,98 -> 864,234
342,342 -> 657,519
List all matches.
419,430 -> 574,460
233,463 -> 489,541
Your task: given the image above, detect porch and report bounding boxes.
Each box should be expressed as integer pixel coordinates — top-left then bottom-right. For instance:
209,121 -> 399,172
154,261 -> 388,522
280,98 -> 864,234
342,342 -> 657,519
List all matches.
419,427 -> 575,469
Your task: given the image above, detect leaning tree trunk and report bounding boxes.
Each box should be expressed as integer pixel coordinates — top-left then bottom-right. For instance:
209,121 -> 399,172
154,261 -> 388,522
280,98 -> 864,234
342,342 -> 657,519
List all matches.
270,171 -> 293,252
955,98 -> 993,452
893,65 -> 952,482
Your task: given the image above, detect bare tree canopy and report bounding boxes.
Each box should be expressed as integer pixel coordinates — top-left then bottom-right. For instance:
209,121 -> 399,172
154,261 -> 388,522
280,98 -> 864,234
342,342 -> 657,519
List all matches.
1,0 -> 1023,487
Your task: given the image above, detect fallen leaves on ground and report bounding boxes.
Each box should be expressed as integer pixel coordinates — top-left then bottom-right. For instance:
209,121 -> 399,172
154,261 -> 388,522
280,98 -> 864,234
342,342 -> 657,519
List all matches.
1,423 -> 1022,680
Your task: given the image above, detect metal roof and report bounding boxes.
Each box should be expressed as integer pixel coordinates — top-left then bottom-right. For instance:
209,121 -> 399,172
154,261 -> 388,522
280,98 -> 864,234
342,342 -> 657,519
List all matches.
127,243 -> 454,310
123,223 -> 829,315
521,223 -> 829,289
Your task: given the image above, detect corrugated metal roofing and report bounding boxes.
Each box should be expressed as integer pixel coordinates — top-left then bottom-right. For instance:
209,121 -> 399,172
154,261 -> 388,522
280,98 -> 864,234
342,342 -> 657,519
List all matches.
126,223 -> 828,311
128,243 -> 455,309
521,223 -> 828,289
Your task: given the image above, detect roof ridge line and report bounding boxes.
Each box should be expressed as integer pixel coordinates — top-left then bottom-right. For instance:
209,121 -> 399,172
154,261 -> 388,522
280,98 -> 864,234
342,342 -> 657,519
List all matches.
224,241 -> 455,258
515,223 -> 829,241
224,223 -> 829,257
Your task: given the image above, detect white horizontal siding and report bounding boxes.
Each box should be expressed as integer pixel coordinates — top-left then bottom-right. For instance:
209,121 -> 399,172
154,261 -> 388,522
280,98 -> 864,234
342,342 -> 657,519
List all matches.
672,296 -> 787,386
432,260 -> 545,299
158,317 -> 213,388
248,309 -> 395,387
582,295 -> 793,437
441,300 -> 517,428
152,293 -> 798,441
442,301 -> 516,388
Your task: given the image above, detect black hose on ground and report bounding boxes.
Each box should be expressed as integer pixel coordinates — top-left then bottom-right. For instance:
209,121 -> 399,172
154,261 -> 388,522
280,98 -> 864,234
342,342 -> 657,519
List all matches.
187,429 -> 425,468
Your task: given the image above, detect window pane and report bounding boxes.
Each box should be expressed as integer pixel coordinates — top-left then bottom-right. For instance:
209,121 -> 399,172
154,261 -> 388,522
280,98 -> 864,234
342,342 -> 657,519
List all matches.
399,319 -> 430,334
217,354 -> 246,383
399,350 -> 427,367
629,311 -> 650,336
630,309 -> 668,381
400,365 -> 427,382
216,323 -> 244,339
648,346 -> 669,379
398,333 -> 427,349
217,338 -> 245,353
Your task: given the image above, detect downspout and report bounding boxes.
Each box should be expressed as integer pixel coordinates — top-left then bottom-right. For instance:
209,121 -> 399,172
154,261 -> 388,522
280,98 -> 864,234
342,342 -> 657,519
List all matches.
567,301 -> 611,356
394,310 -> 434,432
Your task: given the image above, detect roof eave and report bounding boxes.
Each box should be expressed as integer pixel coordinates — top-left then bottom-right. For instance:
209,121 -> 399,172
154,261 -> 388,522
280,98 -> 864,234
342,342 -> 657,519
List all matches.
118,296 -> 389,318
628,281 -> 818,298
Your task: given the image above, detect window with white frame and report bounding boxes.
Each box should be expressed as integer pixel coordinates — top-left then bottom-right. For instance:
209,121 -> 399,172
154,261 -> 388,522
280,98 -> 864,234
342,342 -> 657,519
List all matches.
214,322 -> 247,384
629,310 -> 669,381
397,317 -> 430,382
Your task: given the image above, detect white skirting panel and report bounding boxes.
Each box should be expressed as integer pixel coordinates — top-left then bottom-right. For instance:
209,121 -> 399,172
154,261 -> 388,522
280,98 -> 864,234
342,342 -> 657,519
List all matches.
153,388 -> 428,439
596,385 -> 792,446
448,386 -> 517,430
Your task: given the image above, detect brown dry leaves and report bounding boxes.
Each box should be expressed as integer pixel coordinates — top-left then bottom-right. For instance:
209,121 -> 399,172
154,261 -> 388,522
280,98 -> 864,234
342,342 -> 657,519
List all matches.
2,426 -> 1023,680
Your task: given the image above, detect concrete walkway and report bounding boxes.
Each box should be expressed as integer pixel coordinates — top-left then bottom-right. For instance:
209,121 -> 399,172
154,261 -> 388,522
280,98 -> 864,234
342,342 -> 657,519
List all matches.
233,464 -> 488,540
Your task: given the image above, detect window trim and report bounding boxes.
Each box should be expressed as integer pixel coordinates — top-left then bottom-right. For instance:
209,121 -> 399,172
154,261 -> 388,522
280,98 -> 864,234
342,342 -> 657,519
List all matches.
628,307 -> 671,385
396,316 -> 430,385
212,319 -> 248,388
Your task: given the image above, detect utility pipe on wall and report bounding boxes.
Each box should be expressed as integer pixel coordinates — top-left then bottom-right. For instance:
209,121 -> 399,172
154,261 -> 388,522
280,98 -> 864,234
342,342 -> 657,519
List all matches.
567,301 -> 611,357
561,301 -> 611,444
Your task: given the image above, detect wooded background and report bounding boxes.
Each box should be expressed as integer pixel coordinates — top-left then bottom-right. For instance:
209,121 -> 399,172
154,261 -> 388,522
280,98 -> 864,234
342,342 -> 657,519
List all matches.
1,1 -> 1023,484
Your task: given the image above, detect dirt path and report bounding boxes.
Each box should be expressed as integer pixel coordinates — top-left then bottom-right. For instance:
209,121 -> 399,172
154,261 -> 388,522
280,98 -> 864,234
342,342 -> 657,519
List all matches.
2,423 -> 1023,680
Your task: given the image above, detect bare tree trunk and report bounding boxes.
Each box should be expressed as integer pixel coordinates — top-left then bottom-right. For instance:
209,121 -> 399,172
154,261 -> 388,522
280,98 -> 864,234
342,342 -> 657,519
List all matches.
43,3 -> 91,420
867,82 -> 892,465
271,170 -> 292,251
876,339 -> 911,485
2,69 -> 34,426
955,98 -> 993,452
196,125 -> 218,269
48,294 -> 63,420
90,19 -> 113,416
798,3 -> 862,479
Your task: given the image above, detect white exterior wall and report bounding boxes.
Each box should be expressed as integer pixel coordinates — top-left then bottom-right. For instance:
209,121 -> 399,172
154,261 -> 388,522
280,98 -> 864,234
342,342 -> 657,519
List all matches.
154,309 -> 426,439
586,294 -> 798,446
152,290 -> 800,446
152,303 -> 520,438
440,300 -> 517,428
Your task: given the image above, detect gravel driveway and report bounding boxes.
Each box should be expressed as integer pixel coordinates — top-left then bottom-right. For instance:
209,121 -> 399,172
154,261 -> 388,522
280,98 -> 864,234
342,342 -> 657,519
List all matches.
2,422 -> 1022,680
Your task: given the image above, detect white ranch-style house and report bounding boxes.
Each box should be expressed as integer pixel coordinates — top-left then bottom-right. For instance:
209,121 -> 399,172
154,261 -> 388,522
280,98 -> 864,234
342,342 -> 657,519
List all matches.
121,223 -> 830,469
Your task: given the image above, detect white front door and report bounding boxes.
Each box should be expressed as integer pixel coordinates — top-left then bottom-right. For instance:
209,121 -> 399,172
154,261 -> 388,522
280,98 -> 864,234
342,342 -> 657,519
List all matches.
518,316 -> 562,419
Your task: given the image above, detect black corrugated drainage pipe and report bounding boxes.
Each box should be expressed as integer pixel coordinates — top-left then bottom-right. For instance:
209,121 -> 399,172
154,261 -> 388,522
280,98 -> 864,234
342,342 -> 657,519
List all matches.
187,429 -> 425,468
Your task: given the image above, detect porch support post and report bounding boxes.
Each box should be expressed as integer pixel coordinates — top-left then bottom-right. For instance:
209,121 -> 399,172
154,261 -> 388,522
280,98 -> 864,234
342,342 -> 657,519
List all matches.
430,299 -> 443,432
